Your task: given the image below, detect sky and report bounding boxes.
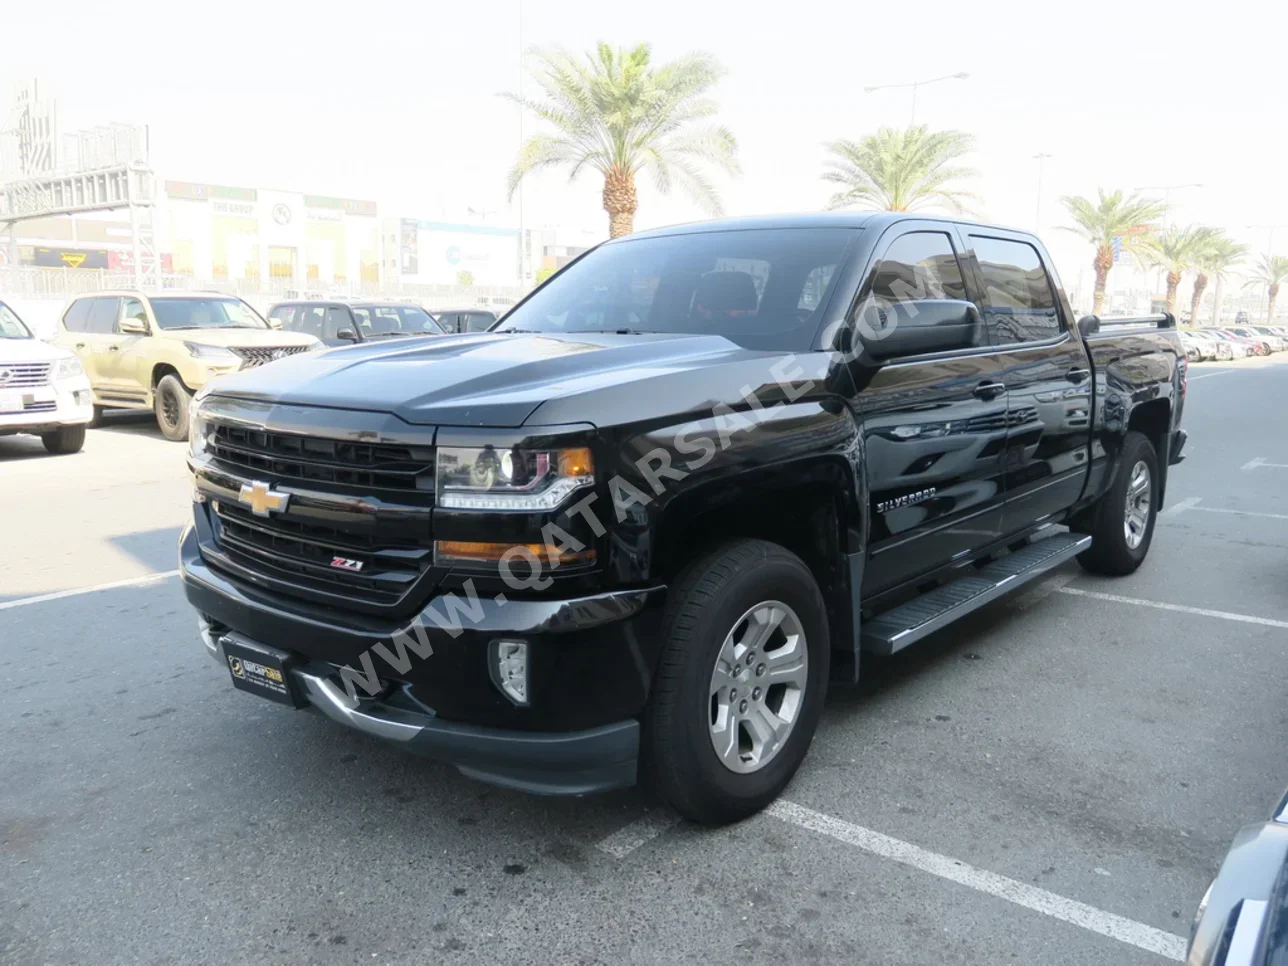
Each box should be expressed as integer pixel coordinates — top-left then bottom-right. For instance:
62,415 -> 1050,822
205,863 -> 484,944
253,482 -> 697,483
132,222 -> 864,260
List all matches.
5,0 -> 1287,305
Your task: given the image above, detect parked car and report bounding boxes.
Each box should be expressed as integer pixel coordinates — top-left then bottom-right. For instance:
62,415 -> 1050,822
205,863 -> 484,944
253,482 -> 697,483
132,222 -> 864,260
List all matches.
1187,786 -> 1288,965
0,299 -> 93,454
1205,330 -> 1253,358
53,292 -> 319,441
1247,325 -> 1288,351
266,300 -> 445,347
1217,327 -> 1271,355
433,307 -> 498,334
1180,331 -> 1218,362
179,213 -> 1186,825
1229,326 -> 1282,352
1234,310 -> 1251,325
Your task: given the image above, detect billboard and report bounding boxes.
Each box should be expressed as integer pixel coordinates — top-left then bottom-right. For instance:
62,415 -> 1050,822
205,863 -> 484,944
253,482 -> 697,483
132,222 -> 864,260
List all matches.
30,246 -> 109,269
405,221 -> 520,285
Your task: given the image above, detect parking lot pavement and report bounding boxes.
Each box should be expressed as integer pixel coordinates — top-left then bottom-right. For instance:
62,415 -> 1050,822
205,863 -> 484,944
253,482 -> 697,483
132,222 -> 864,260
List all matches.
3,358 -> 1288,965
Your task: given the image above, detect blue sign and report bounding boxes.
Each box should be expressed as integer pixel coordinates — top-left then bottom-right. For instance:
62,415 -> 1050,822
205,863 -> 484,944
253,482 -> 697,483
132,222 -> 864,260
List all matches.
445,245 -> 462,266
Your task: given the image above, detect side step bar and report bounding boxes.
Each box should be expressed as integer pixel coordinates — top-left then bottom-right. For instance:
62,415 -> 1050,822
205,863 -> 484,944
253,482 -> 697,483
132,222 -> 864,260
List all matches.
860,532 -> 1091,655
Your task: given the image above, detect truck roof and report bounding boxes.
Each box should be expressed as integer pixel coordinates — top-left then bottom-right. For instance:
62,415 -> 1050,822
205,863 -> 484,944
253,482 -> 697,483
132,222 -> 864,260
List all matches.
625,211 -> 1031,241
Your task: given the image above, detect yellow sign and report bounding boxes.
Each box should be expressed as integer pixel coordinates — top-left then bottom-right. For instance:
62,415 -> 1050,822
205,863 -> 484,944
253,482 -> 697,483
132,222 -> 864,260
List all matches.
60,252 -> 87,268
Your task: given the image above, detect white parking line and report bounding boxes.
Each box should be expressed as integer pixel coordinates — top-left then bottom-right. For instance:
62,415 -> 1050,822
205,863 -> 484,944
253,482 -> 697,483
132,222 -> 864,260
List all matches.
1190,505 -> 1288,521
595,810 -> 680,858
0,570 -> 181,612
1011,572 -> 1076,611
1057,587 -> 1288,629
1187,369 -> 1236,381
1243,457 -> 1288,471
1159,496 -> 1201,517
766,800 -> 1187,961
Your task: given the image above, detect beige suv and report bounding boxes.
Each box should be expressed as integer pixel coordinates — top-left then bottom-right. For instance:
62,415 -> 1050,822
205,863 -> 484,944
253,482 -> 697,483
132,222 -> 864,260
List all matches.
55,292 -> 318,440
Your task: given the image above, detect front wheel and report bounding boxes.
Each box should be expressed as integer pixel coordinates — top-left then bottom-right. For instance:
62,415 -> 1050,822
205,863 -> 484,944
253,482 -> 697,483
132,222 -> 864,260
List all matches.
1074,430 -> 1159,575
154,374 -> 191,441
644,539 -> 829,825
41,425 -> 86,455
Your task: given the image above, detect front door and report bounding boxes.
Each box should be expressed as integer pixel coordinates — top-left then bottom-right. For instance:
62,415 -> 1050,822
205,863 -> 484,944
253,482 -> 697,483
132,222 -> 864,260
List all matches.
101,296 -> 153,395
854,225 -> 1009,597
963,231 -> 1093,530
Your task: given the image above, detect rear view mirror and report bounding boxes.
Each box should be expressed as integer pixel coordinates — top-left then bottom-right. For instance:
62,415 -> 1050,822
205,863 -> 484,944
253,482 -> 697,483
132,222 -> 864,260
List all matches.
336,328 -> 358,342
861,299 -> 981,360
119,317 -> 148,335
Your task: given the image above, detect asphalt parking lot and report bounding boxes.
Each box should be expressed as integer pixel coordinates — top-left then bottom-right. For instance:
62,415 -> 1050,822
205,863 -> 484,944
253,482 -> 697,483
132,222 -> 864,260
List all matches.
3,356 -> 1288,966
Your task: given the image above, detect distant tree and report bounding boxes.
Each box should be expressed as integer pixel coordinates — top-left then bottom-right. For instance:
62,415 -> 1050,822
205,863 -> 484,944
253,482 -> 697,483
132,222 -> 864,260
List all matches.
1188,232 -> 1246,325
456,270 -> 475,287
1058,189 -> 1168,316
505,43 -> 739,238
535,266 -> 556,284
822,126 -> 977,213
1139,226 -> 1216,316
1244,253 -> 1288,322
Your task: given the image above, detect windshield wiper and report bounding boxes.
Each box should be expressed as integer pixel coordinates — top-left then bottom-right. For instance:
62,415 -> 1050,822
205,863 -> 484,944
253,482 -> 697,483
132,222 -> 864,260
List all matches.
572,328 -> 651,335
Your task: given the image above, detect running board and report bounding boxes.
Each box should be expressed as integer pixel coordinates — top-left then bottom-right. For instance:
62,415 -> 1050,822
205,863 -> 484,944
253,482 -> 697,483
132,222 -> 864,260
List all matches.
860,532 -> 1091,655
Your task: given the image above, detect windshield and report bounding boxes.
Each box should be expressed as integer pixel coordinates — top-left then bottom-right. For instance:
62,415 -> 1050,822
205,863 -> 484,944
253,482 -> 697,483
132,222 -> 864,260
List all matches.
0,302 -> 32,339
151,298 -> 269,330
352,304 -> 445,337
494,228 -> 858,350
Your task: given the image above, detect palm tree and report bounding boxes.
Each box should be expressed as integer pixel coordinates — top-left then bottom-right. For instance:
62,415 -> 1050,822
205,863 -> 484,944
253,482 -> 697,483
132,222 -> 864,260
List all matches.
1189,232 -> 1246,326
821,126 -> 977,213
1058,189 -> 1167,316
505,43 -> 739,238
1244,254 -> 1288,323
1139,226 -> 1216,316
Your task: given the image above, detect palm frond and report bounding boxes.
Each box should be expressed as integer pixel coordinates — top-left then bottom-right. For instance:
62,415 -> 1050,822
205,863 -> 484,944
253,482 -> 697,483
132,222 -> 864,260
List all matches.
820,126 -> 976,214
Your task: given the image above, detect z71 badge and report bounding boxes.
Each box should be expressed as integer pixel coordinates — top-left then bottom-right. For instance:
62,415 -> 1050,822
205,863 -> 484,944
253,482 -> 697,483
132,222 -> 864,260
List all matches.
330,556 -> 365,572
877,488 -> 937,513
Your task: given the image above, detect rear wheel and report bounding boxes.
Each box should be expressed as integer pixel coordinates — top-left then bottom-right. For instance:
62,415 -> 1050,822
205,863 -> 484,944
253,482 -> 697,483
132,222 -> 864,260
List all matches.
644,539 -> 829,825
41,425 -> 86,455
1074,430 -> 1159,575
154,374 -> 191,441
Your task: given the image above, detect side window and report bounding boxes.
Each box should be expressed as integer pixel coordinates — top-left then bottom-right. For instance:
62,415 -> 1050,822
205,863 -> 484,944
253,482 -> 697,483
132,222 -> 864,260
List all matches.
269,305 -> 297,328
969,236 -> 1062,344
324,307 -> 353,340
295,306 -> 325,339
870,232 -> 968,304
62,299 -> 92,333
466,312 -> 495,332
86,297 -> 121,335
122,298 -> 147,330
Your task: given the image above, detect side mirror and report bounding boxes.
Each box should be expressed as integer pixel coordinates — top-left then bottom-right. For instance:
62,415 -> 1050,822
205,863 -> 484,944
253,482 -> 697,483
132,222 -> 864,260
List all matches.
1077,315 -> 1100,338
119,317 -> 148,335
336,328 -> 358,342
267,317 -> 283,329
862,299 -> 981,361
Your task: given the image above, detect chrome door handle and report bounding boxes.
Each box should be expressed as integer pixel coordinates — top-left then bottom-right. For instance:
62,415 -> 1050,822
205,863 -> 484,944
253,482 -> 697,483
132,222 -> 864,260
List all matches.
107,345 -> 120,351
1066,368 -> 1090,384
972,381 -> 1007,400
75,342 -> 86,349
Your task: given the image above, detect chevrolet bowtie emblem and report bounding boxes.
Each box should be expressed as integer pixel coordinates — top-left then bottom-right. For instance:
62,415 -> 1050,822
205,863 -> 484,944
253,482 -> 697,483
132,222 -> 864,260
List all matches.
238,480 -> 290,517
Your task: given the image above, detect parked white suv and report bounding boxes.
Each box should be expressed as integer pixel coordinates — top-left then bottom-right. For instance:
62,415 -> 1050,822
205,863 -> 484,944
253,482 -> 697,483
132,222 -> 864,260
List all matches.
0,300 -> 94,454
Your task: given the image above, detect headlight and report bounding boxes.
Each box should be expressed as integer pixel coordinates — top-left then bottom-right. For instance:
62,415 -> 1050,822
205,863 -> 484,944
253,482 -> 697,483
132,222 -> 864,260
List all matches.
183,342 -> 240,363
436,445 -> 593,511
54,357 -> 84,380
188,398 -> 212,459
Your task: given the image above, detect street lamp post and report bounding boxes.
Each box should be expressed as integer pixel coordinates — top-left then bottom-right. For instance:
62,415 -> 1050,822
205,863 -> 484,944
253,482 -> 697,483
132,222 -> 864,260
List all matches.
863,72 -> 970,126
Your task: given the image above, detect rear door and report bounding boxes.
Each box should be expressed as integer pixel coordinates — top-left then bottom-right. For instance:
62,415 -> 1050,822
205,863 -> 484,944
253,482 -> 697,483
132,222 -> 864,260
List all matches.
963,230 -> 1093,531
854,223 -> 1009,596
81,297 -> 123,394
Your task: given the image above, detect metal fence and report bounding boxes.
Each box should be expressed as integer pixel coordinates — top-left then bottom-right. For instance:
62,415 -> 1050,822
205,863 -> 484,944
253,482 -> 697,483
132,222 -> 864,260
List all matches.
0,266 -> 526,313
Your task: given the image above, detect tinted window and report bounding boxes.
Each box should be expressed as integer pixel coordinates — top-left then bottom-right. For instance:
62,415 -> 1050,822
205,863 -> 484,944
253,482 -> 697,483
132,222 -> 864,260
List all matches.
269,305 -> 298,327
351,305 -> 442,337
465,312 -> 495,332
150,298 -> 267,330
324,307 -> 354,340
970,236 -> 1061,344
870,232 -> 967,303
285,305 -> 326,339
62,299 -> 93,333
86,297 -> 121,335
494,228 -> 858,350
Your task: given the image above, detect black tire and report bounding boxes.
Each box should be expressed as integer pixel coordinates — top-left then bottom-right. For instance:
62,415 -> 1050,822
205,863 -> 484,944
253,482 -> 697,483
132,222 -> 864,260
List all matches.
644,539 -> 830,825
1074,430 -> 1159,575
154,374 -> 191,441
88,405 -> 106,428
40,425 -> 86,455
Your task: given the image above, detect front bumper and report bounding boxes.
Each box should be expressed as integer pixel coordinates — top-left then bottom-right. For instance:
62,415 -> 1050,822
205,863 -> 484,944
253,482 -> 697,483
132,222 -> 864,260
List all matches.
180,522 -> 662,795
0,383 -> 93,433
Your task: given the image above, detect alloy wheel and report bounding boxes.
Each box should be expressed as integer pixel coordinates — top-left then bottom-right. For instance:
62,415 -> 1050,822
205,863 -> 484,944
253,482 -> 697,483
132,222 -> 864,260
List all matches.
1123,459 -> 1152,550
707,600 -> 808,774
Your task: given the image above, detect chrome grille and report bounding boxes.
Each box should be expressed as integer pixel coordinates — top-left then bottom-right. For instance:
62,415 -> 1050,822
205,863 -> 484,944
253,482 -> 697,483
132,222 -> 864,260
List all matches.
210,499 -> 430,607
0,363 -> 51,388
210,425 -> 435,494
231,346 -> 312,369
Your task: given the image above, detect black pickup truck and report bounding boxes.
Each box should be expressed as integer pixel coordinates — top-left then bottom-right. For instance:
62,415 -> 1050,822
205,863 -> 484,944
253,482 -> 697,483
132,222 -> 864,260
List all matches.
179,213 -> 1187,824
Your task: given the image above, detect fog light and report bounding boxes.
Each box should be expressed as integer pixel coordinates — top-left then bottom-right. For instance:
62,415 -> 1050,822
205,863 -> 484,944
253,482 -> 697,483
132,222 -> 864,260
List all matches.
489,639 -> 529,706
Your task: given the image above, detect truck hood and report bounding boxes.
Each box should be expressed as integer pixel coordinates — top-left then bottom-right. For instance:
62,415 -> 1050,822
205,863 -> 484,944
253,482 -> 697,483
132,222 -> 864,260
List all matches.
158,328 -> 318,349
1,337 -> 75,363
205,331 -> 786,427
